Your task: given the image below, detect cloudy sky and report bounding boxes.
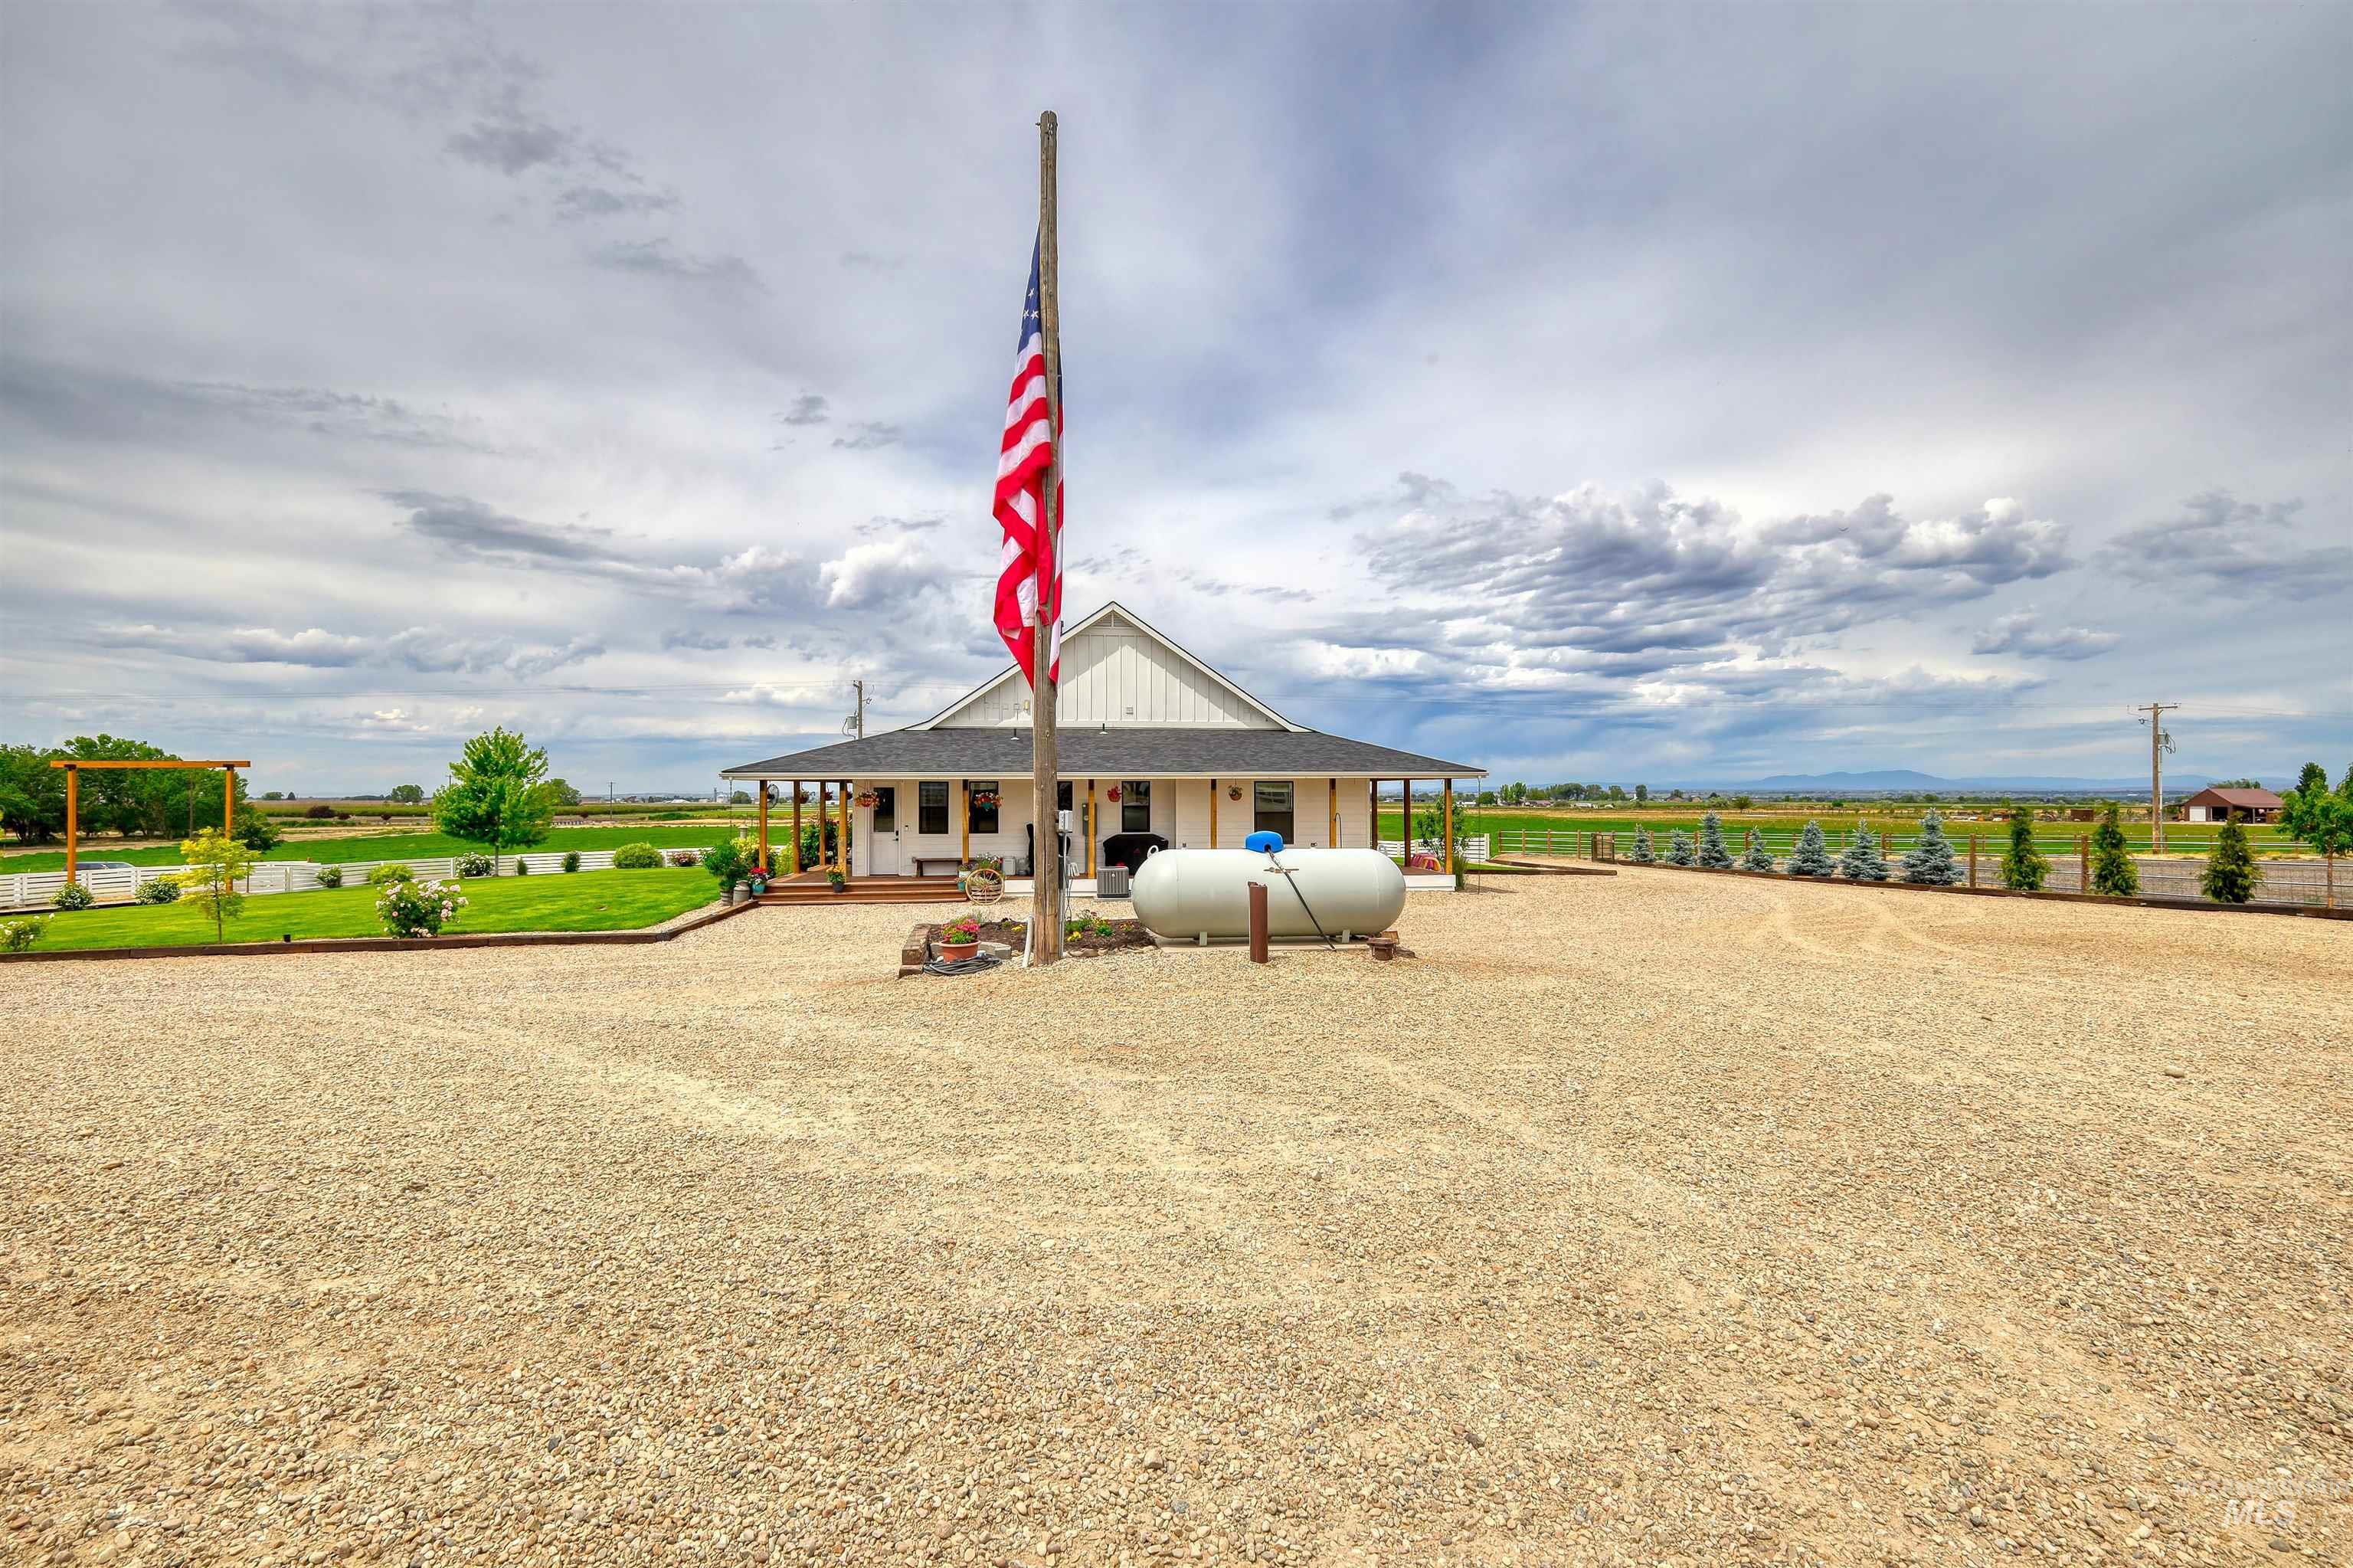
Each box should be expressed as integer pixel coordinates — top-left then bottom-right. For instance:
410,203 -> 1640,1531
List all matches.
4,2 -> 2348,794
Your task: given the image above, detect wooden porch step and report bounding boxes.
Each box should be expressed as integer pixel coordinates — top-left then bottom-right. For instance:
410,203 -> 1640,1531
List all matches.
758,879 -> 968,906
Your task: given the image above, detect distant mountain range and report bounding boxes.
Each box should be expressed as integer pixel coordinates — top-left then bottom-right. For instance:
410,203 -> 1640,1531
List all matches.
1711,768 -> 2214,794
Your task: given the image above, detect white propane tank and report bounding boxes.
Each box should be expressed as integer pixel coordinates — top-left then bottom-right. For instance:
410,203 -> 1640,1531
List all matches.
1130,848 -> 1406,944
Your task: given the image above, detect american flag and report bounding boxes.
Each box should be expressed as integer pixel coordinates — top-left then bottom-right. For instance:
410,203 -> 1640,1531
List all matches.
993,233 -> 1062,688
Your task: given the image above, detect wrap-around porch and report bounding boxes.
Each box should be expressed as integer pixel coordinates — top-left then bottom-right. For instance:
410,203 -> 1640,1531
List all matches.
737,773 -> 1471,892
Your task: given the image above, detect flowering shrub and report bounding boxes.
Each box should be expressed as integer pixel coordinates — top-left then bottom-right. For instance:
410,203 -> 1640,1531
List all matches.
368,863 -> 416,886
668,849 -> 699,867
377,876 -> 467,938
314,864 -> 344,889
136,877 -> 182,904
455,853 -> 494,878
612,842 -> 663,869
2,915 -> 49,952
53,881 -> 94,911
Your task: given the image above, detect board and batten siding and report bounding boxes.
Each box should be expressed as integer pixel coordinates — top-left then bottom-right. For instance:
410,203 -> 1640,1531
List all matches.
938,618 -> 1279,729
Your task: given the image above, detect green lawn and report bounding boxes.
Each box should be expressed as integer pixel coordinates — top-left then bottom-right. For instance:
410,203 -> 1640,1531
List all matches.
1,823 -> 749,873
16,868 -> 721,953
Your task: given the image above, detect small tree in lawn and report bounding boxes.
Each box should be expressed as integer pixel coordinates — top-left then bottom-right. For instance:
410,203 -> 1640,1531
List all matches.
174,828 -> 257,943
1628,824 -> 1656,863
1838,824 -> 1890,881
1738,827 -> 1775,872
1696,811 -> 1734,869
1899,810 -> 1962,885
2088,801 -> 2139,896
1998,807 -> 2047,891
432,727 -> 556,874
1664,828 -> 1696,866
2279,761 -> 2353,908
1786,820 -> 1834,877
2201,810 -> 2261,905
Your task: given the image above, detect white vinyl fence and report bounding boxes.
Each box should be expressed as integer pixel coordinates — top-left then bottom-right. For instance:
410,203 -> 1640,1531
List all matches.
1377,836 -> 1491,863
2,846 -> 706,912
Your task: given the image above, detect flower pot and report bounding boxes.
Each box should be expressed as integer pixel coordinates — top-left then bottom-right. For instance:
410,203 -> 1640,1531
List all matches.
940,940 -> 978,961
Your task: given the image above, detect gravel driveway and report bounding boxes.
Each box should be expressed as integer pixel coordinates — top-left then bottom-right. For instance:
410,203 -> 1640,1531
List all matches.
5,870 -> 2348,1566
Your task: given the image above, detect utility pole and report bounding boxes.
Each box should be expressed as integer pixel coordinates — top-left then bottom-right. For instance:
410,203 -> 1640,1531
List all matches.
851,679 -> 866,740
2132,703 -> 2178,853
1031,107 -> 1065,966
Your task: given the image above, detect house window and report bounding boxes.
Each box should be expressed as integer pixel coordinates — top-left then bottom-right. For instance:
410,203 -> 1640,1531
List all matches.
1254,780 -> 1294,843
1122,780 -> 1151,833
968,780 -> 1000,835
871,786 -> 895,833
918,781 -> 948,834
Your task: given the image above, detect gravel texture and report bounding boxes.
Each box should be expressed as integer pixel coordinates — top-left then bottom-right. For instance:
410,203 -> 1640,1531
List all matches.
5,868 -> 2348,1567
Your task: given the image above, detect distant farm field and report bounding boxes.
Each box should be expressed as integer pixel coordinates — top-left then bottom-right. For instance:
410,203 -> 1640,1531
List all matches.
1377,805 -> 2299,856
0,822 -> 749,874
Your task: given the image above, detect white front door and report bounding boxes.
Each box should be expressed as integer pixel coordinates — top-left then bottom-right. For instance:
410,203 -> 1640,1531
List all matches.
868,785 -> 902,875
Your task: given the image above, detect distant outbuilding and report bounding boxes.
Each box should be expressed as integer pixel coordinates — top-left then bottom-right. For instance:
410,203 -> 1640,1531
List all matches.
2180,785 -> 2283,823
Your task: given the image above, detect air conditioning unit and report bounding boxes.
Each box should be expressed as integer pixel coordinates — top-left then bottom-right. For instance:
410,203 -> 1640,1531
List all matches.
1098,865 -> 1132,898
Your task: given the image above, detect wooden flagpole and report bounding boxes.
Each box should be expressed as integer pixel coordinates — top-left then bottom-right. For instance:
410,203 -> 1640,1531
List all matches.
1032,110 -> 1066,965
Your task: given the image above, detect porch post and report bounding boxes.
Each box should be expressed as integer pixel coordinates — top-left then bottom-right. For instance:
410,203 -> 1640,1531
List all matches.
1327,777 -> 1337,847
959,778 -> 970,866
1086,779 -> 1097,877
1401,780 -> 1411,863
757,782 -> 770,873
1370,779 -> 1377,853
224,767 -> 237,836
838,781 -> 851,874
1209,778 -> 1218,849
1443,778 -> 1457,875
790,783 -> 803,874
64,765 -> 78,883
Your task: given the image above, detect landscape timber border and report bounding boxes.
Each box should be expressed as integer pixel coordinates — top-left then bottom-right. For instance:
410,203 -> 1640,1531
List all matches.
1599,858 -> 2353,920
0,896 -> 757,965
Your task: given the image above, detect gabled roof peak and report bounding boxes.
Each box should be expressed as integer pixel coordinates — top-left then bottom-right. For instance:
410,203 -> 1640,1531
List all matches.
911,601 -> 1303,732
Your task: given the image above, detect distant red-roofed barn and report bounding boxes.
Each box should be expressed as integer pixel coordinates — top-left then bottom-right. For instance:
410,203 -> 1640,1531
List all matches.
2181,786 -> 2283,823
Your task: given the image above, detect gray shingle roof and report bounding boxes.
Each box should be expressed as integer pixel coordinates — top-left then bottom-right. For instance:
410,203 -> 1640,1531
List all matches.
722,726 -> 1483,780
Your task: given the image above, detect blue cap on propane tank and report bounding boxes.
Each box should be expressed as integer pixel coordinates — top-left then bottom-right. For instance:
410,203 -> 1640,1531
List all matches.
1244,830 -> 1284,853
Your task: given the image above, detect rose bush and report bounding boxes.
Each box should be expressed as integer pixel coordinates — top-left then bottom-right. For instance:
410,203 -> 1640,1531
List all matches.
377,876 -> 467,938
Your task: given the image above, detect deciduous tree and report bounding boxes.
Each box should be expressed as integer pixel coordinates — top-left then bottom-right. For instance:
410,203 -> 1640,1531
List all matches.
432,727 -> 557,874
2279,761 -> 2353,908
174,828 -> 257,943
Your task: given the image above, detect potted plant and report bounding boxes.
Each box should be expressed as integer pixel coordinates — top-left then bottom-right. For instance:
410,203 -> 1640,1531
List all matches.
748,863 -> 768,895
961,855 -> 1005,904
939,915 -> 981,961
826,866 -> 847,892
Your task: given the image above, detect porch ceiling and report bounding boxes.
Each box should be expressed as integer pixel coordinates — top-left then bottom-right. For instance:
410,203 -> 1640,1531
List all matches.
722,725 -> 1483,781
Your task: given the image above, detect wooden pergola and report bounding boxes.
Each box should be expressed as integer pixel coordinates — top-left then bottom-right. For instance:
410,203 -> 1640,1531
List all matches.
751,779 -> 851,878
49,758 -> 250,882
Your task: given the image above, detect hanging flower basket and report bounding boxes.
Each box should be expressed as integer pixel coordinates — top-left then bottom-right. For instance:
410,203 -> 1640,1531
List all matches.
1105,785 -> 1122,804
969,788 -> 1000,810
1227,784 -> 1243,802
854,792 -> 878,809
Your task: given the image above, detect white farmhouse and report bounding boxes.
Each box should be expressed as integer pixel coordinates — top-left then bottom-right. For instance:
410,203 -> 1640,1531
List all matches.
722,603 -> 1484,897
